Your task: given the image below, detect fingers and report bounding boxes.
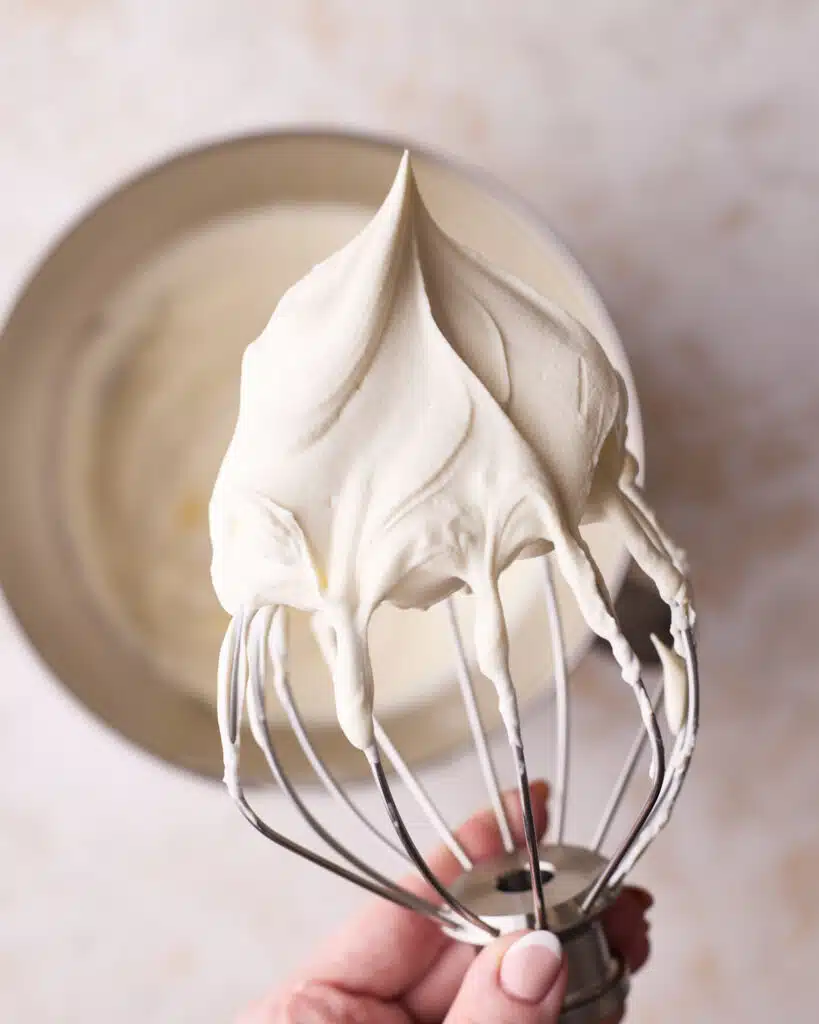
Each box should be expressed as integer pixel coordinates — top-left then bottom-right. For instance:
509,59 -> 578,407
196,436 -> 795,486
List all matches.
400,780 -> 550,1020
602,886 -> 653,976
238,981 -> 407,1024
403,778 -> 550,897
626,885 -> 654,911
444,930 -> 567,1024
403,942 -> 477,1023
300,780 -> 550,1004
625,927 -> 651,974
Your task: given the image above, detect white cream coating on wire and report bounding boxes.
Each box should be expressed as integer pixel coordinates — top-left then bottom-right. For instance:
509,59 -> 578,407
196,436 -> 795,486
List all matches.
210,152 -> 688,754
651,634 -> 688,735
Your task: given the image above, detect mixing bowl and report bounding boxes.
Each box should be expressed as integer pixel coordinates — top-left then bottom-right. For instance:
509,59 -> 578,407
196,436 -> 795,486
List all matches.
0,131 -> 643,781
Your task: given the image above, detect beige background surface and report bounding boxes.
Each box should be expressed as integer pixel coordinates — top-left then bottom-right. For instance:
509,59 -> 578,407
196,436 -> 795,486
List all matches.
1,2 -> 818,1021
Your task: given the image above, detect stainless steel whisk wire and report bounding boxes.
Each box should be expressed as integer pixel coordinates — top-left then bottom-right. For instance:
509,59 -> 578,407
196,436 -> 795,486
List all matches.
217,553 -> 699,944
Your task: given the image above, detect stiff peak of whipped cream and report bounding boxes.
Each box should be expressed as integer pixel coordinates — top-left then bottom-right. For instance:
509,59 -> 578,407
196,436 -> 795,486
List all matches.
210,153 -> 687,750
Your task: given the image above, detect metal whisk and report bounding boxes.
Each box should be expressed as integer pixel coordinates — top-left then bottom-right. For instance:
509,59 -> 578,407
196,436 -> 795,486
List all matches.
218,559 -> 698,1023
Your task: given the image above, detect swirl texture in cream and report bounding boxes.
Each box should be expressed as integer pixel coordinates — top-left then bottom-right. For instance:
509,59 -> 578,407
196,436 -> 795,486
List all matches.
210,153 -> 688,751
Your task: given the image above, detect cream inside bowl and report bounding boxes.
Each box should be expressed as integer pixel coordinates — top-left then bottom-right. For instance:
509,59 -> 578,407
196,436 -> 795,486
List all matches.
0,132 -> 642,781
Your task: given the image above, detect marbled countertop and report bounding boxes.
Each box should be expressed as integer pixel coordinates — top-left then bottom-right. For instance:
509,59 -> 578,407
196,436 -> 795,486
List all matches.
1,2 -> 818,1020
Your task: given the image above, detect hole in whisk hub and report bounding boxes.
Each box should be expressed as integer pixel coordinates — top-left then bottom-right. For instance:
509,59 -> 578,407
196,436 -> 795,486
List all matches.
496,864 -> 555,894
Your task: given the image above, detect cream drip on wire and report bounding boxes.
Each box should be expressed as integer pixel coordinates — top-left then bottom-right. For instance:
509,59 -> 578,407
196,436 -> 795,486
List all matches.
209,152 -> 688,757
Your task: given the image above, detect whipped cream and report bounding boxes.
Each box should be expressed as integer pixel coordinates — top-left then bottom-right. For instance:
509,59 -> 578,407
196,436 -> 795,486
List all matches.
651,634 -> 688,735
210,152 -> 688,751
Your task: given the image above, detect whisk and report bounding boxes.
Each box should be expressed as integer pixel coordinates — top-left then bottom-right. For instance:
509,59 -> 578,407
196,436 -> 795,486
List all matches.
217,558 -> 698,1023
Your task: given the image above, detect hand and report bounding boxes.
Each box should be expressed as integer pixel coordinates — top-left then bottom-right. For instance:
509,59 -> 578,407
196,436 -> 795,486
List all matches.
241,781 -> 652,1023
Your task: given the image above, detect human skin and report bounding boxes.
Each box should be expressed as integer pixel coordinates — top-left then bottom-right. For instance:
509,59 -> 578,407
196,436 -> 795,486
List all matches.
239,781 -> 652,1023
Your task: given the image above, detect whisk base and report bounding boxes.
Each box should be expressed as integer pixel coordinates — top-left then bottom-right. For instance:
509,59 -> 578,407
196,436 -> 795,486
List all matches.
560,924 -> 628,1023
441,843 -> 628,1023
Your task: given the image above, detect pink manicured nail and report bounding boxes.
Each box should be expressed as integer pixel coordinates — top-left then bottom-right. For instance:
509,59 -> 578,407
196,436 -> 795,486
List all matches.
500,931 -> 563,1003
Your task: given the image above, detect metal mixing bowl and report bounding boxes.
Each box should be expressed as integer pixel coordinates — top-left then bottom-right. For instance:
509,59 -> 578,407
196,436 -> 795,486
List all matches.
0,131 -> 643,782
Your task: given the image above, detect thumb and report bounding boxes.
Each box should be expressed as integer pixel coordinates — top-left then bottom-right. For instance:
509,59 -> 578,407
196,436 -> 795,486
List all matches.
445,930 -> 567,1024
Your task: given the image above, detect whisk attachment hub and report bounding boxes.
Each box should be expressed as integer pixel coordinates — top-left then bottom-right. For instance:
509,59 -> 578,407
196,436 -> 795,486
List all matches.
442,844 -> 629,1022
215,557 -> 699,1024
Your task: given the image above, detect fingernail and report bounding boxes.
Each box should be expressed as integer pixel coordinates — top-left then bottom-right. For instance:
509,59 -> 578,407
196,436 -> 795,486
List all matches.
500,931 -> 563,1003
637,888 -> 655,910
